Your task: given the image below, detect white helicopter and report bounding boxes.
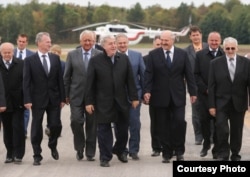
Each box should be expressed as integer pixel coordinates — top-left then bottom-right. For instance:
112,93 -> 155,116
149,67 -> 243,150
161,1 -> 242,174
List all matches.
70,20 -> 190,45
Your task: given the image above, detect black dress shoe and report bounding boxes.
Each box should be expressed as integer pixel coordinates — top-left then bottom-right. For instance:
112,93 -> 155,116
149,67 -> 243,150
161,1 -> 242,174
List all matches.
116,153 -> 128,163
231,154 -> 241,161
200,148 -> 208,157
100,160 -> 110,167
129,153 -> 139,160
177,155 -> 184,161
51,148 -> 59,160
151,151 -> 160,157
5,157 -> 14,163
87,156 -> 95,161
76,150 -> 84,160
33,157 -> 43,166
162,157 -> 170,163
14,157 -> 22,164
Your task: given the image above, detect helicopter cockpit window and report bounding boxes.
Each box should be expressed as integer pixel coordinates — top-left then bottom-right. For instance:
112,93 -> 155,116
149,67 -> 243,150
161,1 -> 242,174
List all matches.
109,28 -> 127,33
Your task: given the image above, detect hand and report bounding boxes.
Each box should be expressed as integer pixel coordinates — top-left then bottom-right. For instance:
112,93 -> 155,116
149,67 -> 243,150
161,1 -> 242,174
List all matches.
143,93 -> 151,104
209,108 -> 216,117
24,103 -> 32,109
132,100 -> 139,108
60,102 -> 65,108
0,107 -> 6,113
190,96 -> 197,104
86,105 -> 94,114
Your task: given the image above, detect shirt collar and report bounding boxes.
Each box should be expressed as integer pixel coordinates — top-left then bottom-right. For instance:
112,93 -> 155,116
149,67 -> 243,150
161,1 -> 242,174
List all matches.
38,51 -> 49,58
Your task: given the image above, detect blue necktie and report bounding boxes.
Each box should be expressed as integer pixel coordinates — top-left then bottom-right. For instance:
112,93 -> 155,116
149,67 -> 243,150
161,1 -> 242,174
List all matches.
19,51 -> 23,59
166,51 -> 171,68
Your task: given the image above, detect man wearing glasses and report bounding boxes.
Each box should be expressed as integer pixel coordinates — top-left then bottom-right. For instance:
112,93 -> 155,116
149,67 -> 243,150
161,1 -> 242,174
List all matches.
208,37 -> 250,161
194,31 -> 224,160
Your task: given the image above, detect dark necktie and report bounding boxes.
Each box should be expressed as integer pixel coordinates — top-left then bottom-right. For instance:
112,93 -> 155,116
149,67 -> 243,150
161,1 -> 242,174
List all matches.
84,52 -> 88,70
42,55 -> 49,75
166,51 -> 171,68
211,50 -> 216,57
229,58 -> 235,81
6,61 -> 11,69
19,50 -> 23,59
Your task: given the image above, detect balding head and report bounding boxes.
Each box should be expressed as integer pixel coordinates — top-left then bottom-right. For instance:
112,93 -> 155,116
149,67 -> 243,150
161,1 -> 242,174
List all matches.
0,42 -> 14,61
160,30 -> 175,50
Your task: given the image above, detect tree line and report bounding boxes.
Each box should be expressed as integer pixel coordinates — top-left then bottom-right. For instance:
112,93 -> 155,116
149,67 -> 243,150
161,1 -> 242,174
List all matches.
0,0 -> 250,44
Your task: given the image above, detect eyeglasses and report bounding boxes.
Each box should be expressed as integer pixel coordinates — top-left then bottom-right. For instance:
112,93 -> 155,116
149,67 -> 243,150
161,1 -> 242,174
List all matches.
225,47 -> 236,51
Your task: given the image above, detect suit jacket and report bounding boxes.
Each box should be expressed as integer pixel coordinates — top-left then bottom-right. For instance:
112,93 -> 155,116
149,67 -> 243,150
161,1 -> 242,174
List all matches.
23,52 -> 65,108
14,48 -> 34,59
64,48 -> 102,106
0,57 -> 24,111
127,49 -> 145,99
184,42 -> 208,72
0,70 -> 6,107
144,46 -> 197,107
85,51 -> 138,123
194,46 -> 225,95
208,55 -> 250,112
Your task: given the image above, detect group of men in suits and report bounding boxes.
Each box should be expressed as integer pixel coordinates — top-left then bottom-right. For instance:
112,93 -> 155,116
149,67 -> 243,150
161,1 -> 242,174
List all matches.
143,28 -> 250,163
1,27 -> 249,167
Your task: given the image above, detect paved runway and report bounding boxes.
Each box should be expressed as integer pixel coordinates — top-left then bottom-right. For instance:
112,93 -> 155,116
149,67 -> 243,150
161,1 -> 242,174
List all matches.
0,48 -> 250,177
1,97 -> 250,177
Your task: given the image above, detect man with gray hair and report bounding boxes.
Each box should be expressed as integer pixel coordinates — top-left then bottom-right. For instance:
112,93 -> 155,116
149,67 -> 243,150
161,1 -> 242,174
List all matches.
0,42 -> 25,164
208,37 -> 250,161
85,35 -> 139,167
23,32 -> 66,165
64,30 -> 102,161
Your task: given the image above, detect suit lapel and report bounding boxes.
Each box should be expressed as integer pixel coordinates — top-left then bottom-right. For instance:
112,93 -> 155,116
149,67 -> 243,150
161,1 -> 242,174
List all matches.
234,55 -> 242,81
35,53 -> 48,77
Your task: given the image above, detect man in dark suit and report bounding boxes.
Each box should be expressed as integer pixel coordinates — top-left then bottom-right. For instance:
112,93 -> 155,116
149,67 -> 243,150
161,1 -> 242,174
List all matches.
184,26 -> 208,145
64,30 -> 102,161
194,31 -> 224,159
85,35 -> 139,167
208,37 -> 250,161
14,33 -> 34,138
116,33 -> 145,160
23,32 -> 66,166
143,35 -> 163,157
144,30 -> 197,163
0,42 -> 25,164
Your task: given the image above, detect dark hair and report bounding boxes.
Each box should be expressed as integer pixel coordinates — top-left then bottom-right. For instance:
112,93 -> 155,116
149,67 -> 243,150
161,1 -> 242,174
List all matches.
17,33 -> 29,41
188,26 -> 202,35
154,35 -> 161,40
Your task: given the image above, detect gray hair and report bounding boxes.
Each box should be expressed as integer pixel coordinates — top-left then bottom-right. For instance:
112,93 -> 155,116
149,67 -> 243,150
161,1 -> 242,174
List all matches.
223,37 -> 238,46
0,42 -> 14,51
115,33 -> 128,41
100,35 -> 115,47
35,32 -> 50,44
79,30 -> 95,41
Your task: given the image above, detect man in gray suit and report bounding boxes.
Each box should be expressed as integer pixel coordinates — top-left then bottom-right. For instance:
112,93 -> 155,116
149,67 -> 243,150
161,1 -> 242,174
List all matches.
184,26 -> 208,145
64,30 -> 102,161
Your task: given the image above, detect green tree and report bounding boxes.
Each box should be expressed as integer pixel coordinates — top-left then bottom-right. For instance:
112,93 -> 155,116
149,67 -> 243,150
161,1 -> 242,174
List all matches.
127,3 -> 145,22
199,4 -> 231,40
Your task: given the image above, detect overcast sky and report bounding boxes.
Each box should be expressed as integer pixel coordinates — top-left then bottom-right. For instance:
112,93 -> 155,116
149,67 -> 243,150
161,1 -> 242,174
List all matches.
1,0 -> 249,9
